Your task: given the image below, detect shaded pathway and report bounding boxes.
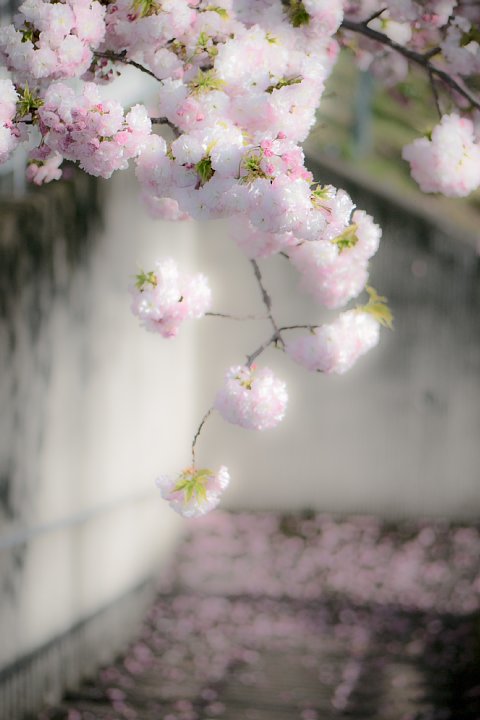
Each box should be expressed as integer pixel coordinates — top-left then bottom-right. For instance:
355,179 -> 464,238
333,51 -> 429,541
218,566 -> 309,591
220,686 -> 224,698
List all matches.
35,513 -> 480,720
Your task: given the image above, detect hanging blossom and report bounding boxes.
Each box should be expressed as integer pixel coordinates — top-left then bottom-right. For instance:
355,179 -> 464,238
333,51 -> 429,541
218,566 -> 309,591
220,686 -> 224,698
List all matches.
214,365 -> 288,431
288,206 -> 382,309
285,288 -> 392,374
402,114 -> 480,198
38,82 -> 152,178
156,466 -> 230,518
130,257 -> 211,338
286,311 -> 379,375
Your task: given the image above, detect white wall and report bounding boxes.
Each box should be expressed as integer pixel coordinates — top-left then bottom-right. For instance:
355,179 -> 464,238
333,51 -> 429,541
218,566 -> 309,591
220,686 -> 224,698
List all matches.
0,168 -> 198,673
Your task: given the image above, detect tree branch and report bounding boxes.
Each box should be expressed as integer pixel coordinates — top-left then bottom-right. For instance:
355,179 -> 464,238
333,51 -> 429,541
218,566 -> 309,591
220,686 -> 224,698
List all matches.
93,51 -> 160,82
245,332 -> 280,368
250,259 -> 283,343
150,116 -> 180,135
191,407 -> 213,466
341,19 -> 480,112
428,68 -> 443,119
205,311 -> 268,321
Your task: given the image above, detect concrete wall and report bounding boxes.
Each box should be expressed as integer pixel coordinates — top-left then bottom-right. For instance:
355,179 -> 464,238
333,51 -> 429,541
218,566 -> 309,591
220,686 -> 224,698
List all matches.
0,167 -> 198,716
194,157 -> 480,519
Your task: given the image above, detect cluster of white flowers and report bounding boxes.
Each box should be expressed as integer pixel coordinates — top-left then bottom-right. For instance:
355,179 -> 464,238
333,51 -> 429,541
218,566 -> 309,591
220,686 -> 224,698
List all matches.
156,466 -> 230,518
0,0 -> 105,82
286,310 -> 380,374
38,82 -> 152,178
214,365 -> 288,431
130,258 -> 211,337
402,114 -> 480,197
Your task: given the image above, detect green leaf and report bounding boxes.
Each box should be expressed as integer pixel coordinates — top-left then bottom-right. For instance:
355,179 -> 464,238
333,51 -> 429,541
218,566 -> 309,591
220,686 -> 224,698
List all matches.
131,0 -> 160,17
205,5 -> 229,19
310,184 -> 333,208
187,69 -> 225,95
359,285 -> 394,329
288,0 -> 310,27
173,468 -> 212,504
332,224 -> 359,253
461,26 -> 480,47
195,155 -> 215,185
135,269 -> 157,290
240,150 -> 271,184
16,84 -> 44,120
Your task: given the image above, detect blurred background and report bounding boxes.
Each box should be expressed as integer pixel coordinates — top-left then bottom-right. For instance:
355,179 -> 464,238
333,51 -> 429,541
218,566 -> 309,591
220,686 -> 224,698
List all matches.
1,38 -> 480,720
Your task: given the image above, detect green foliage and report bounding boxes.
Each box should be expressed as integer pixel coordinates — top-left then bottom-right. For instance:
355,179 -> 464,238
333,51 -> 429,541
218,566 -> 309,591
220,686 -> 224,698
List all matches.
240,150 -> 270,184
332,224 -> 359,252
195,155 -> 215,185
131,0 -> 160,17
204,5 -> 229,19
135,270 -> 157,290
174,469 -> 211,503
288,0 -> 310,27
310,184 -> 332,208
360,286 -> 394,328
16,84 -> 44,119
188,69 -> 225,95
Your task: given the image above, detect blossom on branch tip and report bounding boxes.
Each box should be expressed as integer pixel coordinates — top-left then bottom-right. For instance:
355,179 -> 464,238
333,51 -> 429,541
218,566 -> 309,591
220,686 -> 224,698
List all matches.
214,365 -> 288,430
285,310 -> 380,374
402,114 -> 480,197
156,465 -> 229,518
130,257 -> 211,337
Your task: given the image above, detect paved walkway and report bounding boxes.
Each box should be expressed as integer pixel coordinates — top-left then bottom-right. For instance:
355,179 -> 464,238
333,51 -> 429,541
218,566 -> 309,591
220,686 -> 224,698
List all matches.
36,513 -> 480,720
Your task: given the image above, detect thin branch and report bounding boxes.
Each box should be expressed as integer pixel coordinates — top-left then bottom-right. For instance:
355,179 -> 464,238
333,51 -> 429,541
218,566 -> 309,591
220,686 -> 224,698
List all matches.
423,46 -> 441,60
341,19 -> 480,112
428,68 -> 443,119
205,311 -> 268,321
191,407 -> 213,466
363,7 -> 388,24
250,259 -> 283,344
245,332 -> 280,367
93,50 -> 160,81
278,324 -> 317,332
150,116 -> 180,135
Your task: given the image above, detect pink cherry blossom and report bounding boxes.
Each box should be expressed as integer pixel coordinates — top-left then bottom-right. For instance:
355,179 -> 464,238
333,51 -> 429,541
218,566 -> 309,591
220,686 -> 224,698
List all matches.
286,310 -> 380,374
156,465 -> 230,518
214,365 -> 288,430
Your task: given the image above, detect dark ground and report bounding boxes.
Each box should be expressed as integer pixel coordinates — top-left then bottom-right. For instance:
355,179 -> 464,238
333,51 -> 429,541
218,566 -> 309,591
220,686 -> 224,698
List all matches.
35,512 -> 480,720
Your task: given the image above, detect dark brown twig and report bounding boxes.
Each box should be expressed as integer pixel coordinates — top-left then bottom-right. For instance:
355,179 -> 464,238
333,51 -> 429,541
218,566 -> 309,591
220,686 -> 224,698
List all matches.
93,50 -> 160,81
341,19 -> 480,112
191,408 -> 213,465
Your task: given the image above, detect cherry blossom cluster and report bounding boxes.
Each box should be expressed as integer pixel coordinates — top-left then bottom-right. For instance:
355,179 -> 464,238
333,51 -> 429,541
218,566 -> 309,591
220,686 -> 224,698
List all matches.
1,0 -> 479,518
285,309 -> 380,374
402,113 -> 480,197
214,365 -> 288,431
37,82 -> 152,177
130,257 -> 211,337
0,0 -> 105,82
156,466 -> 230,518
